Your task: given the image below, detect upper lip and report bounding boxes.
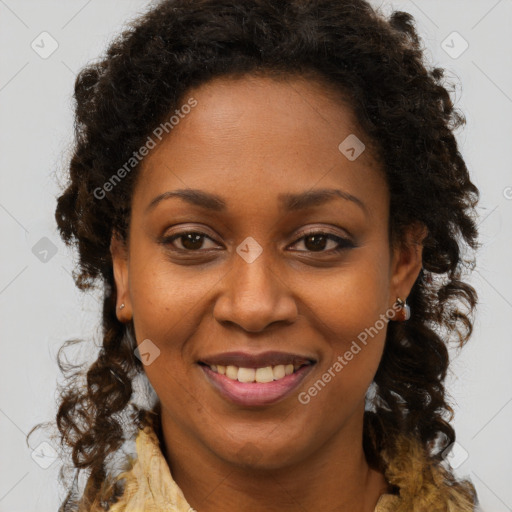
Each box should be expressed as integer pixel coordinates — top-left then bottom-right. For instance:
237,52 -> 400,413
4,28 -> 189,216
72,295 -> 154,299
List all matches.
199,351 -> 316,368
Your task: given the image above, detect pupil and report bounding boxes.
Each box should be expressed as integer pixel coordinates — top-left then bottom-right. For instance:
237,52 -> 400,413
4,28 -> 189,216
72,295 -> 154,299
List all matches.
305,234 -> 326,251
182,233 -> 203,250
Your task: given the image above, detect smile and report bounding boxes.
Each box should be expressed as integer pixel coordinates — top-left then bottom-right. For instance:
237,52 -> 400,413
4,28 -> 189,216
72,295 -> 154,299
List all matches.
198,351 -> 316,406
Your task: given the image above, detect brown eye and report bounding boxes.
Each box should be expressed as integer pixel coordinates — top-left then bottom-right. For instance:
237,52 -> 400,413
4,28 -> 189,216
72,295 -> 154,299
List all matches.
303,234 -> 330,251
291,231 -> 354,253
163,231 -> 219,251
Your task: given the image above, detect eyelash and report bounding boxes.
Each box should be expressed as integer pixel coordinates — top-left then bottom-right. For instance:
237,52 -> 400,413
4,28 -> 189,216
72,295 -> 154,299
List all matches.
161,229 -> 354,255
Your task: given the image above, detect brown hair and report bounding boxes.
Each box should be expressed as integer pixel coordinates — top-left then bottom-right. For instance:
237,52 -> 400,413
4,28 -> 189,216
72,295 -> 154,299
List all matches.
28,0 -> 480,509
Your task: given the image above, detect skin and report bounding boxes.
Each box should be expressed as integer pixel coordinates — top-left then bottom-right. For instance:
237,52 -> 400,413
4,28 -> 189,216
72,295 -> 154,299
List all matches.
111,74 -> 427,512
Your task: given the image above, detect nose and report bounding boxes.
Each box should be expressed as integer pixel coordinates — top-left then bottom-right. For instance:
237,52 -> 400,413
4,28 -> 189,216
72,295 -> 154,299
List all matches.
213,248 -> 298,333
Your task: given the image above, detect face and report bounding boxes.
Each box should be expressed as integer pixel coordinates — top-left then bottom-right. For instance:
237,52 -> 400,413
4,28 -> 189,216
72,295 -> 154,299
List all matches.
112,74 -> 425,470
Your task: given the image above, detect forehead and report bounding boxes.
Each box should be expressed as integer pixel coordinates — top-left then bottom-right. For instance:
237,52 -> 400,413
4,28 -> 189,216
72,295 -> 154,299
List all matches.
132,74 -> 388,218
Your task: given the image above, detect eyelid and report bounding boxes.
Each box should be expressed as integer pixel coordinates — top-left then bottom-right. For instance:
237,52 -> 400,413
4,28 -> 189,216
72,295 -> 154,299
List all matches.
162,223 -> 220,240
292,226 -> 351,242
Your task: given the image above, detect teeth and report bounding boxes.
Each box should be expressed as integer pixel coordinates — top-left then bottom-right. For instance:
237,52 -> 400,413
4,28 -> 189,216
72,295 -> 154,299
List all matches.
238,367 -> 256,382
273,364 -> 285,379
209,363 -> 305,382
226,365 -> 238,380
255,366 -> 274,383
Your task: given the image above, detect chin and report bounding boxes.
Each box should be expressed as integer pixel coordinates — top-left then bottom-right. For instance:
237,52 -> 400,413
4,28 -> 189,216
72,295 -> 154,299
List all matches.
210,434 -> 308,471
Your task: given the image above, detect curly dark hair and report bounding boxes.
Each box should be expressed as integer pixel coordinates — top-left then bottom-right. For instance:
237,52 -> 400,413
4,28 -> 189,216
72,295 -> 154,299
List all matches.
27,0 -> 481,510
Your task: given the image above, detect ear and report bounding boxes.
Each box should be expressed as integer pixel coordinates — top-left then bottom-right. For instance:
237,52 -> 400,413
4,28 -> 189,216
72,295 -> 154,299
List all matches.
388,221 -> 428,305
110,231 -> 132,323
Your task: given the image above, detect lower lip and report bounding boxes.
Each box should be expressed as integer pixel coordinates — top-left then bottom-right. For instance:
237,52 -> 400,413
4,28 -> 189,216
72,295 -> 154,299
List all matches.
200,364 -> 314,407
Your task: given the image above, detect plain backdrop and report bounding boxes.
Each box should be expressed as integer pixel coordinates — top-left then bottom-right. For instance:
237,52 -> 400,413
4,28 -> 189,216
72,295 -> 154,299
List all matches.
1,1 -> 511,511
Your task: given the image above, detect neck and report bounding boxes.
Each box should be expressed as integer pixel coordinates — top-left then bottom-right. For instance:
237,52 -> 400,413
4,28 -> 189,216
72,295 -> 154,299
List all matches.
159,405 -> 391,512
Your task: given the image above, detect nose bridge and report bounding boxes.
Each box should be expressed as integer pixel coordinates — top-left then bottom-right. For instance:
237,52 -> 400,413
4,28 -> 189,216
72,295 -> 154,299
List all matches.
213,241 -> 297,332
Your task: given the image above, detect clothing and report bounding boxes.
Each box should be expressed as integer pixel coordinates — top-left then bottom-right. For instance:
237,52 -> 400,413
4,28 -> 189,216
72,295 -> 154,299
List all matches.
85,424 -> 478,511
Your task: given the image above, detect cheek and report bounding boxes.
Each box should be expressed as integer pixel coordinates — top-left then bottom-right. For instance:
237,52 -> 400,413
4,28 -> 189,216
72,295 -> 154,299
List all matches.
301,305 -> 387,419
128,253 -> 214,339
301,260 -> 390,401
127,254 -> 226,394
127,259 -> 207,420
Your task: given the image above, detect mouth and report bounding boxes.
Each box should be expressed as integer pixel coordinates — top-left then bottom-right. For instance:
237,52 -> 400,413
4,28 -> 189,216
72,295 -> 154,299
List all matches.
198,350 -> 315,382
198,361 -> 311,383
197,351 -> 316,406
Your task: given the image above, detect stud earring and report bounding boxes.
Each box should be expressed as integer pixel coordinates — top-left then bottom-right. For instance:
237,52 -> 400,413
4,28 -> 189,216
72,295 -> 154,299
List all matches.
395,297 -> 410,322
119,303 -> 125,310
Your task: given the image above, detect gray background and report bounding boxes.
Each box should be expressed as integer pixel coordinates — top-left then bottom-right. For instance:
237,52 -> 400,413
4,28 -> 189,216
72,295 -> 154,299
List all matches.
0,1 -> 511,511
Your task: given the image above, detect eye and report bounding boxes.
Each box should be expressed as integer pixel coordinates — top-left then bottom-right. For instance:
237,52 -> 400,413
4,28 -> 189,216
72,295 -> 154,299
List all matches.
162,231 -> 220,251
289,230 -> 354,254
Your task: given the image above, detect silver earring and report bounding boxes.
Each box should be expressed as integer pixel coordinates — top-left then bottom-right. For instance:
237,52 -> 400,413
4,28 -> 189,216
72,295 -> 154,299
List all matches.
119,303 -> 125,310
395,297 -> 410,321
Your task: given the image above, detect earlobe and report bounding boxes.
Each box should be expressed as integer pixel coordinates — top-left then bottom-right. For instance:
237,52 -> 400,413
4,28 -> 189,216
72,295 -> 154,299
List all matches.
390,221 -> 428,302
110,231 -> 132,322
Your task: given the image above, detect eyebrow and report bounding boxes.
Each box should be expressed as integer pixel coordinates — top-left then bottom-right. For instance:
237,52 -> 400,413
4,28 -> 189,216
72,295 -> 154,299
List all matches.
145,187 -> 368,216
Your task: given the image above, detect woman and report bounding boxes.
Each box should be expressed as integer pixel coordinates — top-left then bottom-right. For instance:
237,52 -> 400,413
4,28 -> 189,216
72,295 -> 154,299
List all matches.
29,0 -> 481,510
